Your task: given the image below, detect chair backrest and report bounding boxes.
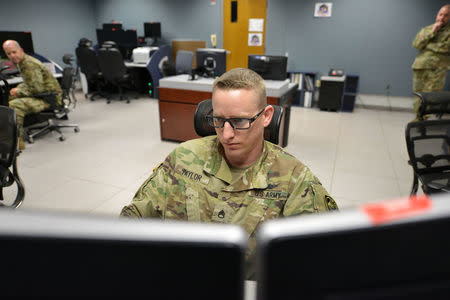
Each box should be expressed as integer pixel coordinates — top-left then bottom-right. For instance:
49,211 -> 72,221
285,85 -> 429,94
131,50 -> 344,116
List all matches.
0,106 -> 18,169
148,44 -> 171,98
194,99 -> 284,145
97,47 -> 127,83
405,119 -> 450,191
75,46 -> 101,79
0,106 -> 24,208
414,91 -> 450,120
175,50 -> 194,74
61,66 -> 74,94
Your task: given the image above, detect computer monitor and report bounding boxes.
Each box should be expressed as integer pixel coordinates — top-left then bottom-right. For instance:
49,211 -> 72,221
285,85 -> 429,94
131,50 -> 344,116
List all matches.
144,22 -> 161,38
248,55 -> 287,81
97,29 -> 137,59
196,48 -> 227,78
96,29 -> 105,46
0,210 -> 247,298
144,22 -> 161,46
0,31 -> 34,59
103,23 -> 122,31
256,194 -> 450,300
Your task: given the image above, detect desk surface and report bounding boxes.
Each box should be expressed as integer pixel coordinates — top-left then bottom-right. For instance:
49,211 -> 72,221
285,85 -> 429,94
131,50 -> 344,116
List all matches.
159,74 -> 291,98
124,61 -> 149,68
0,73 -> 62,87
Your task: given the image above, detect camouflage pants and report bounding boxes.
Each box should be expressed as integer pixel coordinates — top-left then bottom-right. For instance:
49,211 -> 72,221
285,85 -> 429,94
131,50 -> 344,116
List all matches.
8,96 -> 50,138
412,68 -> 447,115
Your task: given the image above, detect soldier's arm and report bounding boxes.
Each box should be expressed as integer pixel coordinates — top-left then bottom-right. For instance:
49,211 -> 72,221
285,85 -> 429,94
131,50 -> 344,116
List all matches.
120,163 -> 170,218
412,26 -> 436,50
282,166 -> 338,216
15,82 -> 32,97
20,61 -> 46,94
425,32 -> 450,54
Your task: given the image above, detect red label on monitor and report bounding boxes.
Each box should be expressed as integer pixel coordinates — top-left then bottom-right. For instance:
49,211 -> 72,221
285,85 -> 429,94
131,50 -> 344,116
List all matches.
362,195 -> 431,225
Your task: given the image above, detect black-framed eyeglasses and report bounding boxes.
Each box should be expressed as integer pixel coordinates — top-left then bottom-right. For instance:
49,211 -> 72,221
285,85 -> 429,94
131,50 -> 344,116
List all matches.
206,107 -> 266,130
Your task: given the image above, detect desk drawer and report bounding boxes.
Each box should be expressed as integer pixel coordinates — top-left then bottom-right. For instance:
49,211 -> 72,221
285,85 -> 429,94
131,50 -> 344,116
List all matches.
159,101 -> 200,142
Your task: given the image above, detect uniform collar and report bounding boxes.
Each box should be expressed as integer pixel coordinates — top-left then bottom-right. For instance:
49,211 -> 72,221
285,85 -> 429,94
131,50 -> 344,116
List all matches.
17,53 -> 30,69
203,137 -> 270,191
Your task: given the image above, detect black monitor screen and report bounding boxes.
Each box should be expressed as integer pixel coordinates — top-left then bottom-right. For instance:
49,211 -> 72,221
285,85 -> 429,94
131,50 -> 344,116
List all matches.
257,194 -> 450,300
97,29 -> 137,59
96,29 -> 104,45
0,31 -> 34,59
118,29 -> 138,49
248,55 -> 287,81
0,210 -> 247,298
144,22 -> 161,38
103,23 -> 122,31
196,48 -> 227,77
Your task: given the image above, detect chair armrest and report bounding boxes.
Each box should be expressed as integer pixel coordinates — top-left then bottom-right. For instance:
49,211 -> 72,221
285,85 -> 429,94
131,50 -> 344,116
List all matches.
33,92 -> 58,109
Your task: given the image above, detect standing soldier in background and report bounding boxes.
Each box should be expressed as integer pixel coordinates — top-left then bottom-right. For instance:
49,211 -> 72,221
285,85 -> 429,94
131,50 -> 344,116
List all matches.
412,4 -> 450,119
2,40 -> 62,150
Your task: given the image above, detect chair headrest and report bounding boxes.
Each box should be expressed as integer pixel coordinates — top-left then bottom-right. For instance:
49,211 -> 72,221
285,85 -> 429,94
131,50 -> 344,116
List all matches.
62,54 -> 74,65
101,41 -> 118,49
78,38 -> 92,47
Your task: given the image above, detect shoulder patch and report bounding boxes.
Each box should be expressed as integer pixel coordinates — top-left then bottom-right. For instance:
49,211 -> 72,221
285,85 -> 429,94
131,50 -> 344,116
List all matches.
325,195 -> 338,211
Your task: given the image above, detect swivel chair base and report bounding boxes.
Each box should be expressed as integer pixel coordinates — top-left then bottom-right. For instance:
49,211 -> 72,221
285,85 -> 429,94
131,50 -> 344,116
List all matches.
26,117 -> 80,143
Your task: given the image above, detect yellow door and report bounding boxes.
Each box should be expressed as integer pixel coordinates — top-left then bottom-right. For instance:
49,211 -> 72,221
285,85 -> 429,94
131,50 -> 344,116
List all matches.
223,0 -> 266,70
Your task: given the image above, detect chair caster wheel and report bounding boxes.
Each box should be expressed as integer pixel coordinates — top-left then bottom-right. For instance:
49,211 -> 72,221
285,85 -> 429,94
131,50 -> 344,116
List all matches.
59,136 -> 65,142
28,137 -> 34,144
74,127 -> 80,133
107,100 -> 111,104
126,100 -> 130,104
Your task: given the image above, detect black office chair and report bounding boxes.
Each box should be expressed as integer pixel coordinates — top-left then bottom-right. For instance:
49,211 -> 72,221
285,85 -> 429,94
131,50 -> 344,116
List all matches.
0,106 -> 24,208
75,38 -> 105,100
414,91 -> 450,121
405,119 -> 450,195
194,99 -> 284,145
25,58 -> 80,143
97,46 -> 135,104
175,50 -> 194,75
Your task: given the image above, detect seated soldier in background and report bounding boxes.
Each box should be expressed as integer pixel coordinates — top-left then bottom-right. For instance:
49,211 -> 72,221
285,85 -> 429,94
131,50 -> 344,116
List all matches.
121,68 -> 338,279
2,40 -> 62,150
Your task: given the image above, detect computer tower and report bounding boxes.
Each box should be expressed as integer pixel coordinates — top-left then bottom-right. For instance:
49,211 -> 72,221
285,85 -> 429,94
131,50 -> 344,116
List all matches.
318,76 -> 345,111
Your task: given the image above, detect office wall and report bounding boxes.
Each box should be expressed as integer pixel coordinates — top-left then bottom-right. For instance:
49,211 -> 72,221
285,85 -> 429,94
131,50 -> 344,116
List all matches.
93,0 -> 222,48
1,0 -> 448,96
0,0 -> 97,68
266,0 -> 449,96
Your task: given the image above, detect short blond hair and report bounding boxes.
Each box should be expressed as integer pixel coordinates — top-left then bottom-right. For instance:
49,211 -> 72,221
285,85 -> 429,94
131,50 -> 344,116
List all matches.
212,68 -> 267,108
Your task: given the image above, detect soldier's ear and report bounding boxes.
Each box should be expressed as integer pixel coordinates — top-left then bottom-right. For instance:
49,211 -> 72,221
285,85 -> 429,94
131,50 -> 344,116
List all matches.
262,105 -> 274,128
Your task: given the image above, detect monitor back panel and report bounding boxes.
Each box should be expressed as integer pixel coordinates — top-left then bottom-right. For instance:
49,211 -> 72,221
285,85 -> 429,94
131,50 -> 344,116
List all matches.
256,194 -> 450,300
0,211 -> 247,299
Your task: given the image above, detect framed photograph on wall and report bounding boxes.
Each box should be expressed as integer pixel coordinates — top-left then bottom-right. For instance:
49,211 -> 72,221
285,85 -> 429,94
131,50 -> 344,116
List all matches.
248,33 -> 262,46
314,2 -> 332,17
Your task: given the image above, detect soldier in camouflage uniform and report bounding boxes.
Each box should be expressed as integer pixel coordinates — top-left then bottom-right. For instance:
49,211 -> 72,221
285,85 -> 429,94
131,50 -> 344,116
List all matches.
2,40 -> 62,150
412,4 -> 450,118
121,68 -> 338,279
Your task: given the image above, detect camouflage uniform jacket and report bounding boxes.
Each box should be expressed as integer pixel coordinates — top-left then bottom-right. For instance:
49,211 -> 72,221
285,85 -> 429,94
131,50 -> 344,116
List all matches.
16,54 -> 62,105
121,136 -> 338,268
412,22 -> 450,69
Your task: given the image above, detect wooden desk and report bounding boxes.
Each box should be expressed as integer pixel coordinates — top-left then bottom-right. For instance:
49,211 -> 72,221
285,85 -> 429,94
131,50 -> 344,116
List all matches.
158,75 -> 296,147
